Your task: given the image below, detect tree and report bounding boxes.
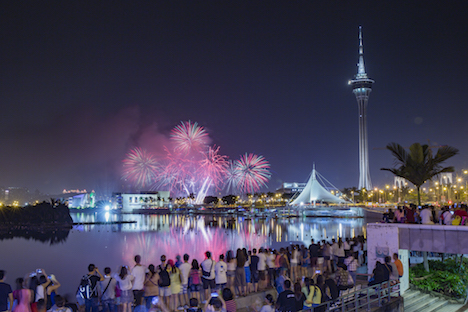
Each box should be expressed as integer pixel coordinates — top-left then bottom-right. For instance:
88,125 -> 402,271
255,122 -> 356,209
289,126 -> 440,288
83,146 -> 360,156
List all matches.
381,142 -> 459,206
222,195 -> 237,205
204,196 -> 219,205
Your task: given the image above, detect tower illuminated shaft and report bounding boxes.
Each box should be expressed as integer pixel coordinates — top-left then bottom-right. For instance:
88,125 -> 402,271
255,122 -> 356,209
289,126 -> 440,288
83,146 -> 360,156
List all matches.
349,26 -> 374,190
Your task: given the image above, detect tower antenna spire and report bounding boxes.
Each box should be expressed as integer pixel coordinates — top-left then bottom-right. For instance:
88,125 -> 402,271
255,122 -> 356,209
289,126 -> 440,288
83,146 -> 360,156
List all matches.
357,26 -> 367,78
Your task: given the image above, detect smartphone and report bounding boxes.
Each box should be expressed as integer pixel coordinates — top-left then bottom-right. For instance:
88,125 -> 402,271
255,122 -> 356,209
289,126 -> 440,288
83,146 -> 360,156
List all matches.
211,292 -> 218,297
36,269 -> 42,274
152,296 -> 159,305
315,270 -> 320,273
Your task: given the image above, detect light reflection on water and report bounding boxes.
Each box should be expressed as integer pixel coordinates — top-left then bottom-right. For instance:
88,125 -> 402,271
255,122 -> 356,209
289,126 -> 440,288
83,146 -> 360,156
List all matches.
1,212 -> 369,301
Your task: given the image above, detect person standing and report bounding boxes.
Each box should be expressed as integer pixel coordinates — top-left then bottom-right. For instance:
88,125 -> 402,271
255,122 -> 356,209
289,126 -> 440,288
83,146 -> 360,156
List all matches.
420,207 -> 433,224
344,254 -> 358,285
393,253 -> 403,278
215,255 -> 227,293
442,207 -> 453,225
234,249 -> 247,297
114,266 -> 134,312
144,264 -> 159,310
225,251 -> 236,297
83,264 -> 104,312
167,260 -> 181,311
334,264 -> 349,292
131,255 -> 147,307
257,248 -> 267,291
158,257 -> 172,308
178,254 -> 191,308
100,268 -> 116,312
275,280 -> 296,312
266,250 -> 277,289
249,249 -> 259,293
189,260 -> 201,302
12,278 -> 32,312
200,251 -> 216,302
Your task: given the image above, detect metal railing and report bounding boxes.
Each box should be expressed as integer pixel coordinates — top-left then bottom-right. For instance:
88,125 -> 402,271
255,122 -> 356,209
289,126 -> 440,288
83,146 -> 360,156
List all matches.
311,279 -> 400,311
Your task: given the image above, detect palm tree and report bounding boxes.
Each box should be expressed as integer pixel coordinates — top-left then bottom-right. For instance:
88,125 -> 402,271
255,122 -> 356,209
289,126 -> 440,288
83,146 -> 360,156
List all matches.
381,142 -> 459,206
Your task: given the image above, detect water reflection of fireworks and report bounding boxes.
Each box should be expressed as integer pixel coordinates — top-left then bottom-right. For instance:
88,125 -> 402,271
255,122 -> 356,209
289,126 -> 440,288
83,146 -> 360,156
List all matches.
122,215 -> 268,264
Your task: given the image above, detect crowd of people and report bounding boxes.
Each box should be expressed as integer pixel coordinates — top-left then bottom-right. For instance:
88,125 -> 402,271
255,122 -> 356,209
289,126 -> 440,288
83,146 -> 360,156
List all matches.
382,203 -> 468,225
1,235 -> 394,312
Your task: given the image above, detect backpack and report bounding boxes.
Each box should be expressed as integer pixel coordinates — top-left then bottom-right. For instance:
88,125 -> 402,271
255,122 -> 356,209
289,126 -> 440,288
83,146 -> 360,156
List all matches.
77,275 -> 97,301
158,265 -> 171,287
189,269 -> 200,286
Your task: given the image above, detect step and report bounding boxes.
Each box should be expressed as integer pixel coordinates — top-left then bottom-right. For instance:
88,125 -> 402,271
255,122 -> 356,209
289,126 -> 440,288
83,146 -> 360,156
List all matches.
407,296 -> 439,312
423,299 -> 450,312
403,292 -> 427,308
404,293 -> 431,310
438,303 -> 467,312
402,289 -> 421,302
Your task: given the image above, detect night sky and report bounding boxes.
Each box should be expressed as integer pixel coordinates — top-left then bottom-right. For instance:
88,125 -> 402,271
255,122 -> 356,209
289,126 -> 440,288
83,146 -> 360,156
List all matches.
1,1 -> 467,195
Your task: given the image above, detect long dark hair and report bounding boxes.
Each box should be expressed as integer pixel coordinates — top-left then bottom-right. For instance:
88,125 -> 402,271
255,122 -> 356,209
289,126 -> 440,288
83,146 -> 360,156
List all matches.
148,264 -> 156,278
236,249 -> 246,267
191,259 -> 199,270
294,282 -> 303,299
119,266 -> 128,279
16,278 -> 24,290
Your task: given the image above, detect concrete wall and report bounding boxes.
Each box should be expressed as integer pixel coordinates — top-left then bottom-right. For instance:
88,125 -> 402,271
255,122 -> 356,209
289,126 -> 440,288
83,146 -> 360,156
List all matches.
398,223 -> 468,254
367,222 -> 468,295
367,223 -> 407,293
367,223 -> 400,273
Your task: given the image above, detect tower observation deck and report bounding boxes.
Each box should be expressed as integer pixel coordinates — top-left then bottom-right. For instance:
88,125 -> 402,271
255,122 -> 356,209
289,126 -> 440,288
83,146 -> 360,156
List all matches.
349,26 -> 374,190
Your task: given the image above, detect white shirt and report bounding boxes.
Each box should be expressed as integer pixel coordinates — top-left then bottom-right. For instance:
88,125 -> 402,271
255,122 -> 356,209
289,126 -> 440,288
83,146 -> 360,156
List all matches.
227,259 -> 237,271
334,244 -> 344,257
131,265 -> 147,290
257,253 -> 267,271
114,274 -> 134,291
201,258 -> 215,280
215,261 -> 227,284
259,305 -> 274,312
420,209 -> 433,224
179,262 -> 191,285
290,250 -> 298,264
443,211 -> 453,225
35,285 -> 44,302
266,254 -> 276,268
344,241 -> 350,250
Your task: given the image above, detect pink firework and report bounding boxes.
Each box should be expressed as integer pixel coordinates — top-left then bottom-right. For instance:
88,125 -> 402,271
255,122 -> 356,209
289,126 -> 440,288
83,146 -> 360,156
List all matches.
154,147 -> 197,195
122,148 -> 159,188
171,121 -> 209,153
225,161 -> 240,194
199,146 -> 229,189
233,153 -> 271,193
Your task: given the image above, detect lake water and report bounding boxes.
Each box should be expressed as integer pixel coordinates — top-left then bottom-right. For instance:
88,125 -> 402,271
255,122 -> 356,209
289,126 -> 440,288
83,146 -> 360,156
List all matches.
0,211 -> 376,301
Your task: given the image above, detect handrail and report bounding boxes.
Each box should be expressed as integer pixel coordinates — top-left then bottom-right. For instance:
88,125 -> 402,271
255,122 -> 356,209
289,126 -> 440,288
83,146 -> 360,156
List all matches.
310,279 -> 400,312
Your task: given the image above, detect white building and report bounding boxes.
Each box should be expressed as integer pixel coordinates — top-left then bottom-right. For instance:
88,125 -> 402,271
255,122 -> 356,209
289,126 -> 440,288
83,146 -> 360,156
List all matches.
113,191 -> 170,212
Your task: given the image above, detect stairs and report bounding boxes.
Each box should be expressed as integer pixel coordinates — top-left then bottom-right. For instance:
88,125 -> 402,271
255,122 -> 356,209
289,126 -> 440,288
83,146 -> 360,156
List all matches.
402,289 -> 468,312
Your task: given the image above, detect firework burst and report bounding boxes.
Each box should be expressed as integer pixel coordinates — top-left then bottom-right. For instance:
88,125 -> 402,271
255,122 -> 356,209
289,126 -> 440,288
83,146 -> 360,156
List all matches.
199,146 -> 229,188
232,153 -> 271,193
171,121 -> 209,154
122,148 -> 159,188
